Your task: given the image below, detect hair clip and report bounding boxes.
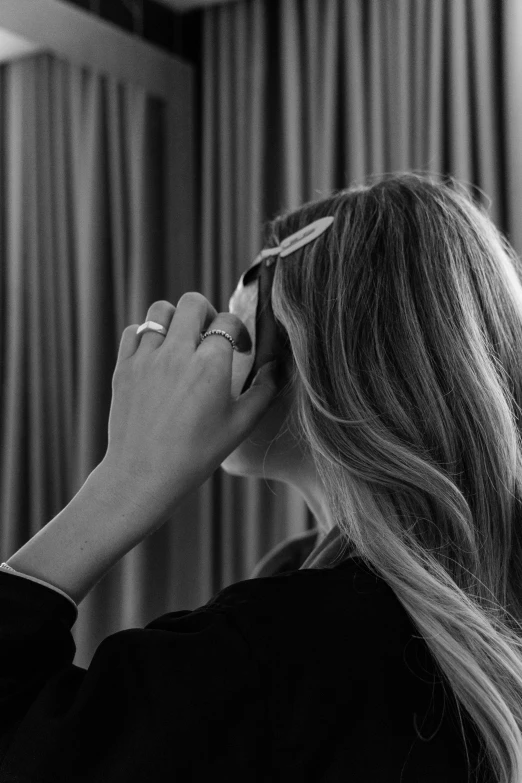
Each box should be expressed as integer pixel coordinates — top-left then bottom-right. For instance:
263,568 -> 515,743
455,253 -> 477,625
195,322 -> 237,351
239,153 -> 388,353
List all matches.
263,216 -> 335,267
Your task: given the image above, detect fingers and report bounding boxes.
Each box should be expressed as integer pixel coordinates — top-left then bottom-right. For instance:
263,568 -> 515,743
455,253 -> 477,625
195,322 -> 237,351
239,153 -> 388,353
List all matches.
174,292 -> 253,354
117,293 -> 253,366
116,324 -> 143,363
137,301 -> 177,350
116,301 -> 178,364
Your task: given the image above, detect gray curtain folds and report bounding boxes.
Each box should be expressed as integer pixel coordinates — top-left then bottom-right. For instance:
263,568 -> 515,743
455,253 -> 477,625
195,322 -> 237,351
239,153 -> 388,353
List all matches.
0,52 -> 175,667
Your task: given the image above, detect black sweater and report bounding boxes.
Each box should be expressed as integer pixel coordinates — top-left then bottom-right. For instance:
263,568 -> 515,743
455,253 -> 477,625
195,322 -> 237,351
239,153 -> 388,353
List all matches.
0,545 -> 490,782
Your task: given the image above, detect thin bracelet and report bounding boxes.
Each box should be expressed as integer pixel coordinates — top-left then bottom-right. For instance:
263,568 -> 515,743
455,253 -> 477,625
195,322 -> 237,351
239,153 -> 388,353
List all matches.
0,562 -> 15,572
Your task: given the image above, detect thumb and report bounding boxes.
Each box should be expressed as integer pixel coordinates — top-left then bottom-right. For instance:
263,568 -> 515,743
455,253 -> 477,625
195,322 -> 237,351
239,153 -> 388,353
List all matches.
251,360 -> 279,388
233,360 -> 280,427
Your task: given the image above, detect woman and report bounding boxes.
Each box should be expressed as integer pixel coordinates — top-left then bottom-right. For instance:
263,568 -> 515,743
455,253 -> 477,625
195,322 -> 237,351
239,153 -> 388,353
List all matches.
0,171 -> 518,781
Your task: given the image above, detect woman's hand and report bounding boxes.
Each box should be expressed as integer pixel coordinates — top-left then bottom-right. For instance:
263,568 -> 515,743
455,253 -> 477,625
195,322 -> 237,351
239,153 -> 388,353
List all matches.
101,294 -> 279,529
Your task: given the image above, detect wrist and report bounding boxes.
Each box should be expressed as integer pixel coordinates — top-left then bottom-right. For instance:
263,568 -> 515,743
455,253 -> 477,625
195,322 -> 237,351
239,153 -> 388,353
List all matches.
6,462 -> 167,605
94,456 -> 183,530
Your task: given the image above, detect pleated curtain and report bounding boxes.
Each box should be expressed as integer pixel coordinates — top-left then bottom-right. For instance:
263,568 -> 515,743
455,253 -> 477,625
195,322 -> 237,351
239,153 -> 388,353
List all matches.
2,0 -> 522,669
0,52 -> 196,669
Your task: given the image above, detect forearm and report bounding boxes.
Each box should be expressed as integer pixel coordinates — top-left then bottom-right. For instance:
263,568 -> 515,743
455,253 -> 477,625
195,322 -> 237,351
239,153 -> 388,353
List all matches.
4,463 -> 165,605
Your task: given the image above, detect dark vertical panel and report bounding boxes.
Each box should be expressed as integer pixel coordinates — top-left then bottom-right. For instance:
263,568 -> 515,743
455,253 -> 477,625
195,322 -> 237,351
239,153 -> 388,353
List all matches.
62,0 -> 203,66
0,67 -> 5,436
492,0 -> 508,237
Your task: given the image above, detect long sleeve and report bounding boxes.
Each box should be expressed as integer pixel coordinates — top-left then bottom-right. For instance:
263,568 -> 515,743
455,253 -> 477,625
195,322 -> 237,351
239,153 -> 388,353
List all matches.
0,569 -> 269,783
0,564 -> 78,620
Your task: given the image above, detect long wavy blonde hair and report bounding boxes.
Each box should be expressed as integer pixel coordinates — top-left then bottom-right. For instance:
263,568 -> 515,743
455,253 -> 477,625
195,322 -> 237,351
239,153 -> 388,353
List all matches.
265,171 -> 522,783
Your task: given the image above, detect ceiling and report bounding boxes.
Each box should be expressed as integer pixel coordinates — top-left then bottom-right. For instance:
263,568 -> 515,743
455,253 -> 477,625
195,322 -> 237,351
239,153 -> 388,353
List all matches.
155,0 -> 240,11
0,28 -> 46,64
0,0 -> 238,65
